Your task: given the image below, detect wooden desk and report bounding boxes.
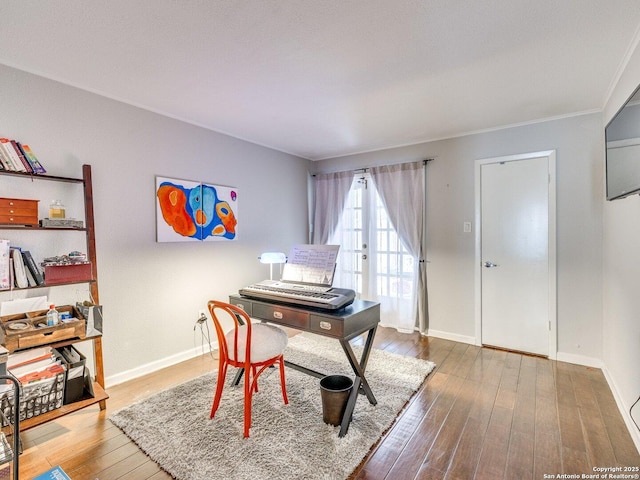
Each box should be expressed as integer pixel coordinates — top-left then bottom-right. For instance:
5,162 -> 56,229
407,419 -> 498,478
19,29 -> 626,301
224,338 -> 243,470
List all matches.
228,294 -> 380,436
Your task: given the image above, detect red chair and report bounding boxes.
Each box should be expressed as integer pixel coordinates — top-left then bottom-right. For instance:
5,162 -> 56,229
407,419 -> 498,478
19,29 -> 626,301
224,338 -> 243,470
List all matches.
207,300 -> 289,438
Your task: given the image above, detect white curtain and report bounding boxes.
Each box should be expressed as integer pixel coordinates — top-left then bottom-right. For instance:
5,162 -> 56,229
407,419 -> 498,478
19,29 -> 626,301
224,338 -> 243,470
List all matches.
312,170 -> 355,245
369,161 -> 427,333
326,175 -> 360,292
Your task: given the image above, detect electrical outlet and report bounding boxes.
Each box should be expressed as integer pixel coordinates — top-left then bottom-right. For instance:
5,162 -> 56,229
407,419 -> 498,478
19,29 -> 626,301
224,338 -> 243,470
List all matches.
197,309 -> 208,324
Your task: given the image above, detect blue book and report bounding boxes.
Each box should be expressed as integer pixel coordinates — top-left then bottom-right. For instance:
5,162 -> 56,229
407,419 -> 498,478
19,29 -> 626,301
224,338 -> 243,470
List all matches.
32,465 -> 71,480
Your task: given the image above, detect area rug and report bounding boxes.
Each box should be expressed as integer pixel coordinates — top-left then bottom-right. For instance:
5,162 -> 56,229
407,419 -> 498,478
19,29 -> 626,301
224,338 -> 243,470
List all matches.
109,333 -> 435,480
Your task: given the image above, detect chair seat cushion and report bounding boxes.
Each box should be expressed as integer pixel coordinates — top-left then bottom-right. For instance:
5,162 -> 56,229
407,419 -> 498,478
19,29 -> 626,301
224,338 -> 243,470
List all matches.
225,323 -> 288,363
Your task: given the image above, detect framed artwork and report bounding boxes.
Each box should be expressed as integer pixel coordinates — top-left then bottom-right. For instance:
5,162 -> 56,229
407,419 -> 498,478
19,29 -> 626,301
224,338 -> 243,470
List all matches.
155,176 -> 238,242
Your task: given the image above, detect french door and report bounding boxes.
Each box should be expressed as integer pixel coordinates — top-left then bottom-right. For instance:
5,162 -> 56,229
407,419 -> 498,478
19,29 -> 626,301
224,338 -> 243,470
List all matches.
329,174 -> 416,331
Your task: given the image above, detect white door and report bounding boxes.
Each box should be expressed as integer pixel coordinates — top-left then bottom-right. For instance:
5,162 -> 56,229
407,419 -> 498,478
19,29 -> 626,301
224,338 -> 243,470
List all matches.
479,152 -> 555,356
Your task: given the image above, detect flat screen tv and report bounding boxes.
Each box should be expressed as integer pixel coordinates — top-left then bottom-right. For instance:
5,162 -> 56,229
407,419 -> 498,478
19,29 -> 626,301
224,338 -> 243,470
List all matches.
606,84 -> 640,200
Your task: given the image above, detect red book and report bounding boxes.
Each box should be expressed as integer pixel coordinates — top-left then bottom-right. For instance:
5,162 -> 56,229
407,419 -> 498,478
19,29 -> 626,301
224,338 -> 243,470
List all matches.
10,140 -> 33,173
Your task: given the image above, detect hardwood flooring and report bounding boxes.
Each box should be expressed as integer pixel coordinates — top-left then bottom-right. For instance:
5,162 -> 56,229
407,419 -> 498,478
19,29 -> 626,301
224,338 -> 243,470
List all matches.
10,327 -> 640,479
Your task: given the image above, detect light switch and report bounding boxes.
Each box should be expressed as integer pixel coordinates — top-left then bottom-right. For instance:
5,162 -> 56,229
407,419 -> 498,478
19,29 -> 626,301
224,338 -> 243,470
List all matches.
463,222 -> 472,233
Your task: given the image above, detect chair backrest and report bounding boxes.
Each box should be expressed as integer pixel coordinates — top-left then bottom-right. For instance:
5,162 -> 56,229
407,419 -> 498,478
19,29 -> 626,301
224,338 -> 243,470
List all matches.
207,300 -> 253,367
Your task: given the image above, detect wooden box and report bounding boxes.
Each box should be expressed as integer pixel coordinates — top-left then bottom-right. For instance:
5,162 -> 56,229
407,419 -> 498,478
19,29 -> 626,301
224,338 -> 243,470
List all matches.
0,305 -> 86,352
0,197 -> 39,226
44,262 -> 92,285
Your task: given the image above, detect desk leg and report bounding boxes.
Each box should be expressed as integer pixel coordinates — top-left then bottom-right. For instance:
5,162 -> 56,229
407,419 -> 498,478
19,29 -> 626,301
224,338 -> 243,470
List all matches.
359,325 -> 378,373
339,376 -> 361,437
338,376 -> 360,437
339,326 -> 378,405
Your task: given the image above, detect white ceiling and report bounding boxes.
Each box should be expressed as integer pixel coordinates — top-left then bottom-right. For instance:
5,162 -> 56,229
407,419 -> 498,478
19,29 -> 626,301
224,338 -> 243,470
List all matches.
1,1 -> 640,161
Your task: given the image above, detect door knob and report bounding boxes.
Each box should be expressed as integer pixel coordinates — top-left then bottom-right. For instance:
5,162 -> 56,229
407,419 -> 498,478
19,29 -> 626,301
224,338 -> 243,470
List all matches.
483,261 -> 499,268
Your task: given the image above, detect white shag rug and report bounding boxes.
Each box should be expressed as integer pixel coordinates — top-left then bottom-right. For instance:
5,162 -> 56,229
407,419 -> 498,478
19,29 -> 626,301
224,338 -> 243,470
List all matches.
109,333 -> 435,480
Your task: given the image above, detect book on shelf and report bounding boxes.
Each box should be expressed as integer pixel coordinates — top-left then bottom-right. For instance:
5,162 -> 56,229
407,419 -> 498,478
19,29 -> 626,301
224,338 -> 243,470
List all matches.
10,356 -> 58,380
19,143 -> 46,174
11,139 -> 33,173
7,346 -> 53,370
9,248 -> 28,288
22,250 -> 45,285
0,245 -> 45,289
7,347 -> 63,384
0,138 -> 16,170
25,265 -> 37,287
0,137 -> 46,174
0,138 -> 18,171
0,137 -> 26,172
0,144 -> 11,170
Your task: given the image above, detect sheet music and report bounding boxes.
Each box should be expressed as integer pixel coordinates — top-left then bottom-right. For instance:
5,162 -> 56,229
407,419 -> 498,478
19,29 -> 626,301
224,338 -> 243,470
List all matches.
281,244 -> 339,285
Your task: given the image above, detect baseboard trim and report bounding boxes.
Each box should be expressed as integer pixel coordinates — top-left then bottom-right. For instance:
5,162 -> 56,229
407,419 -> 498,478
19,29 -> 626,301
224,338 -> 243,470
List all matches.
601,365 -> 640,453
555,351 -> 603,369
426,329 -> 476,345
105,341 -> 218,388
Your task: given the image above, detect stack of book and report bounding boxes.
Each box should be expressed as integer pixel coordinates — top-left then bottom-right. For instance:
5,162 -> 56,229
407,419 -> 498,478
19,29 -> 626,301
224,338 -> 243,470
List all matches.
0,240 -> 45,290
0,137 -> 46,174
6,346 -> 63,384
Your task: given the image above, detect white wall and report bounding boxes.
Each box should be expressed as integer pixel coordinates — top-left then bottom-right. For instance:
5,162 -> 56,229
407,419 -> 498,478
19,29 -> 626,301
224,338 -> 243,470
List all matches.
313,113 -> 605,365
602,40 -> 640,449
0,64 -> 311,384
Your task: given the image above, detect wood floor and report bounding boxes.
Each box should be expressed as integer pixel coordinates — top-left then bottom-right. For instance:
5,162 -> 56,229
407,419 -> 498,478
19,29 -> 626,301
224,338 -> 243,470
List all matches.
11,327 -> 640,479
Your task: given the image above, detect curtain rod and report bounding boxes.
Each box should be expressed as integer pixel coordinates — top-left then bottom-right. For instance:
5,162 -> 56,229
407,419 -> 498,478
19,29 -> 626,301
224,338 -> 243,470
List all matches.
355,158 -> 433,174
313,158 -> 433,177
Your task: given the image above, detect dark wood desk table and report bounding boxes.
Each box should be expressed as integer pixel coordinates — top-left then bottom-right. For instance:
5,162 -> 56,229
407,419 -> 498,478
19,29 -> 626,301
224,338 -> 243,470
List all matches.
228,294 -> 380,436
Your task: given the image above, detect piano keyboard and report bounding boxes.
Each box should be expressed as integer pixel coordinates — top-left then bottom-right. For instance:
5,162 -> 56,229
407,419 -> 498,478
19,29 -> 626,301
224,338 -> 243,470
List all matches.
239,283 -> 355,310
243,284 -> 337,300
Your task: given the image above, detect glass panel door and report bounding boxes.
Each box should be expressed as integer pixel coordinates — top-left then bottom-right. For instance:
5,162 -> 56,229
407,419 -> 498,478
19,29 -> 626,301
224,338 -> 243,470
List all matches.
330,174 -> 415,311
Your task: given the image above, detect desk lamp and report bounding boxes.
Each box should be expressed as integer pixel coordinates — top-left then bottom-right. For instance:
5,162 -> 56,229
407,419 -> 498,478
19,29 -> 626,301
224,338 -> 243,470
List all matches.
259,252 -> 286,280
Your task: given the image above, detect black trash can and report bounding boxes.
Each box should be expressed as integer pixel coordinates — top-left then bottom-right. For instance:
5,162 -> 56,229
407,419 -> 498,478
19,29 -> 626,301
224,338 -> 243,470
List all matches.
320,375 -> 354,426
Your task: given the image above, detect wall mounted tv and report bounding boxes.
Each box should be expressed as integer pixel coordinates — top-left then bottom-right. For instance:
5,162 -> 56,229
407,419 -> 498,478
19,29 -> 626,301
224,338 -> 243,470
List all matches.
606,84 -> 640,200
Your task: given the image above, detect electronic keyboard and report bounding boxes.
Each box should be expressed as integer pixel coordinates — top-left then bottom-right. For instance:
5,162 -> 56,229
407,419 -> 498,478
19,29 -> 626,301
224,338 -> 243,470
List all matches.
239,280 -> 355,310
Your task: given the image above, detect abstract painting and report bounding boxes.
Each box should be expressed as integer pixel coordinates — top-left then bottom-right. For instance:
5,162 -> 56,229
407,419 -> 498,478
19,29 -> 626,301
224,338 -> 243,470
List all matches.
156,176 -> 238,242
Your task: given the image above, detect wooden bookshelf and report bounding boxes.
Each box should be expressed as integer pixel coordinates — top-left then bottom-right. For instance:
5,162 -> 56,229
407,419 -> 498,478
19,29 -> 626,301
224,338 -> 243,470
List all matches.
0,164 -> 107,432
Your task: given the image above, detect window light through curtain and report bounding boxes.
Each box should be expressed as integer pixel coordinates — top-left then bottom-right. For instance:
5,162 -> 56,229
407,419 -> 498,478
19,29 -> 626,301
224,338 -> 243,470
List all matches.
317,161 -> 427,334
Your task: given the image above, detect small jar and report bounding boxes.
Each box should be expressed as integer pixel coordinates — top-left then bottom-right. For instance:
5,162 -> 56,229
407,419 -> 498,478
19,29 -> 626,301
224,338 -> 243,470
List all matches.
49,200 -> 65,219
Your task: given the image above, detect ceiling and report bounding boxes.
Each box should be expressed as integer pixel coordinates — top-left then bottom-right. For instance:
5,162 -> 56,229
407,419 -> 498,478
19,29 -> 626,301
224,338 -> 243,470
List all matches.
1,1 -> 640,161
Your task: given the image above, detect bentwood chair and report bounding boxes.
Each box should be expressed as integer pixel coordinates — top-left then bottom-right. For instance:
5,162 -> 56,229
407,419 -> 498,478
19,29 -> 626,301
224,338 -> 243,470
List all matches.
207,300 -> 289,438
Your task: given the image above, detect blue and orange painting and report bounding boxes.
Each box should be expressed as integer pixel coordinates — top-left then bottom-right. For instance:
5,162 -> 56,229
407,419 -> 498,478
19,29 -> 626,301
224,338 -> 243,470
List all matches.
156,176 -> 238,242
